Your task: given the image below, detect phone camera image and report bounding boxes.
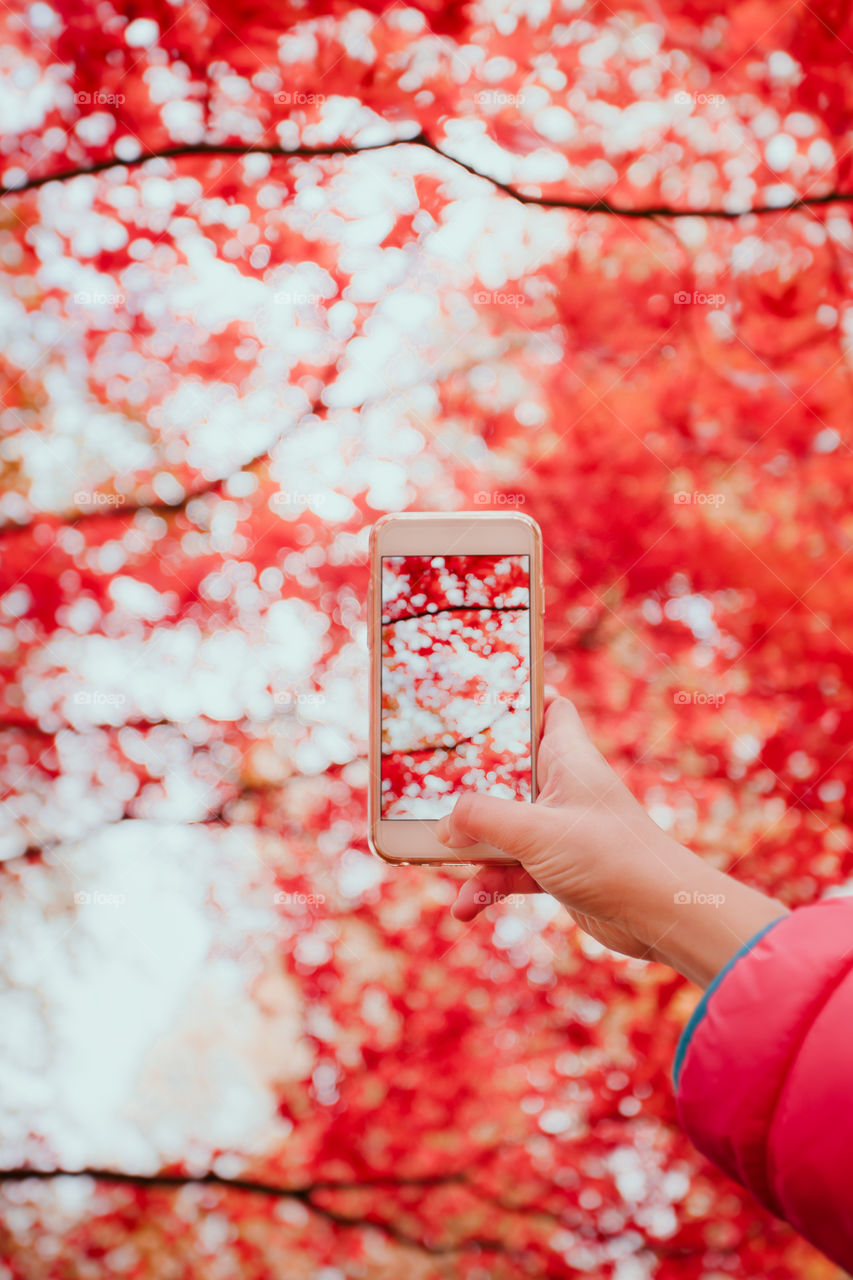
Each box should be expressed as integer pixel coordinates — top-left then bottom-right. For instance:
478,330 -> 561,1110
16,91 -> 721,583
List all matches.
380,553 -> 532,819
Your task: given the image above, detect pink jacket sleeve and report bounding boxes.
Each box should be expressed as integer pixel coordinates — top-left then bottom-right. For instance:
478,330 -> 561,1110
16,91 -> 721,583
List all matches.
674,897 -> 853,1271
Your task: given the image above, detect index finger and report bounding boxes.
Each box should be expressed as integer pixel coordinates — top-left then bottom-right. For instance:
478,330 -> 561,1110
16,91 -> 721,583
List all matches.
452,865 -> 542,922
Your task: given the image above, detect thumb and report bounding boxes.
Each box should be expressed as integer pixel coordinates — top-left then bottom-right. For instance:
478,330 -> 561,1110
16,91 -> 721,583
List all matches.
437,792 -> 564,863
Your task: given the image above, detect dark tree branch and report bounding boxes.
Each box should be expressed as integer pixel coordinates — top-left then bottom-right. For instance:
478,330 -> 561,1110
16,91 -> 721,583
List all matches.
381,711 -> 525,757
0,390 -> 332,539
0,446 -> 267,539
0,1165 -> 462,1196
0,1166 -> 528,1260
0,1163 -> 717,1266
0,760 -> 363,867
0,139 -> 409,196
383,603 -> 529,624
0,340 -> 497,540
3,132 -> 852,219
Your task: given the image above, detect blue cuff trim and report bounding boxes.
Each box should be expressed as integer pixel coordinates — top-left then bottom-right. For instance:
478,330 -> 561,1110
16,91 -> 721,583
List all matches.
672,916 -> 785,1090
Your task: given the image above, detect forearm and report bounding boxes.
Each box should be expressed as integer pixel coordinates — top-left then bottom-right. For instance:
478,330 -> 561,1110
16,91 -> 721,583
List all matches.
638,840 -> 790,988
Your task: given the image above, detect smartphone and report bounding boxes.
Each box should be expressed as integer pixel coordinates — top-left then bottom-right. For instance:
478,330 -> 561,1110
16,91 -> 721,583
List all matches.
368,511 -> 544,864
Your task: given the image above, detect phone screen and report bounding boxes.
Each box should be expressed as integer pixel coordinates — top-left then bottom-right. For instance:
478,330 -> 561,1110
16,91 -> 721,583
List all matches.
380,553 -> 532,819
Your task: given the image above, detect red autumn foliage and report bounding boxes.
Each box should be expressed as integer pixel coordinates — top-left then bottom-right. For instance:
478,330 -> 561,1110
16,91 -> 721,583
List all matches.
0,0 -> 850,1276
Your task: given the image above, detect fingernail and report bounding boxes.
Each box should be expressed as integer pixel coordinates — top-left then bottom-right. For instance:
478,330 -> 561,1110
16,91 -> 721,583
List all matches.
436,816 -> 452,844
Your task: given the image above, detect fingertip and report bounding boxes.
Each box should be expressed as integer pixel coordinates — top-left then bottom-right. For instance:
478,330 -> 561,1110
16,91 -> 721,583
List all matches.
543,694 -> 586,740
450,895 -> 473,922
436,810 -> 477,848
450,896 -> 473,921
451,877 -> 488,922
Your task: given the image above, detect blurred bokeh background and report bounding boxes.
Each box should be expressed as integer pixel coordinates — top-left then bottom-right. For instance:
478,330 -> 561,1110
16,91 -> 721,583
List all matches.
1,0 -> 851,1275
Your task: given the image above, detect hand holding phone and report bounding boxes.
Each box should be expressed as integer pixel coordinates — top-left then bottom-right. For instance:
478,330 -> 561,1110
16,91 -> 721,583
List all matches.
441,696 -> 789,989
368,512 -> 544,864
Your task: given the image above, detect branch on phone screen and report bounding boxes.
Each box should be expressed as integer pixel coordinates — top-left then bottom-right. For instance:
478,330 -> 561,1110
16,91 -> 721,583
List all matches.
381,715 -> 518,757
382,603 -> 530,625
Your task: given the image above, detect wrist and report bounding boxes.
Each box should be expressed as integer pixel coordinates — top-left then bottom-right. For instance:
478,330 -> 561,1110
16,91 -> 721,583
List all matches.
633,841 -> 789,987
